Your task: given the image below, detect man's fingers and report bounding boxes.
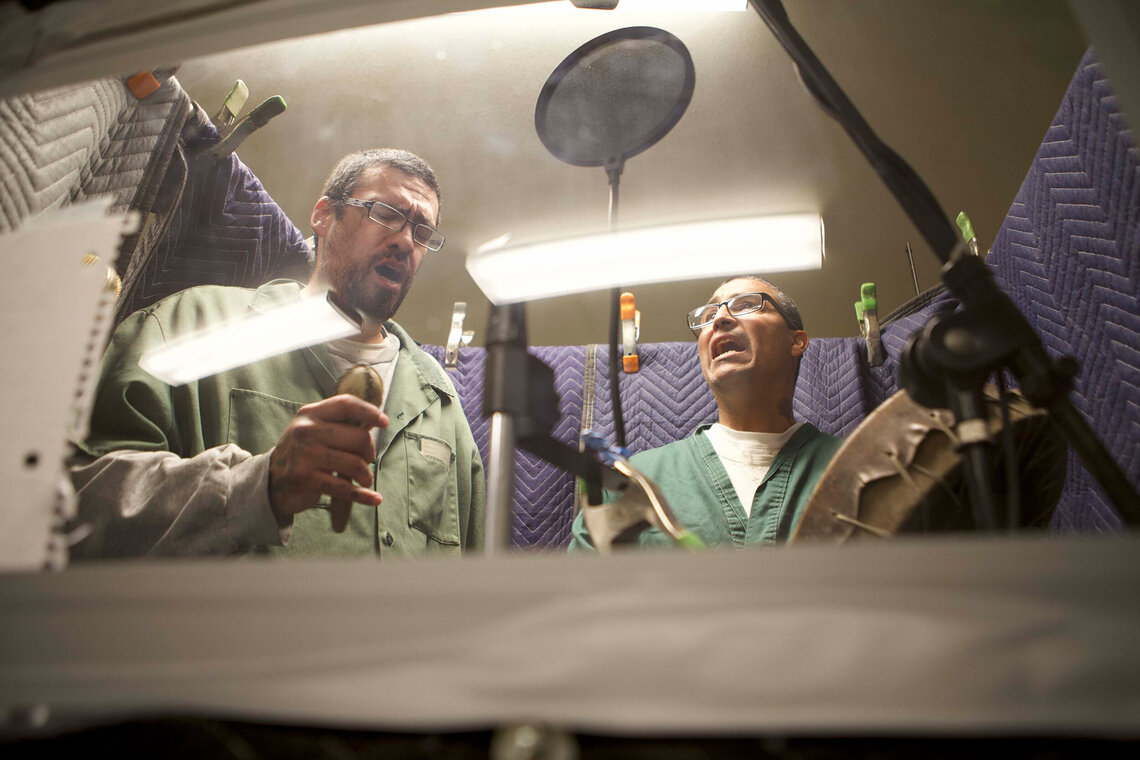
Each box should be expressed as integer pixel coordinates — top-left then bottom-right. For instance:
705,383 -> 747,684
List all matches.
269,394 -> 387,521
318,447 -> 374,488
300,394 -> 388,429
292,421 -> 377,464
327,474 -> 380,532
315,471 -> 380,505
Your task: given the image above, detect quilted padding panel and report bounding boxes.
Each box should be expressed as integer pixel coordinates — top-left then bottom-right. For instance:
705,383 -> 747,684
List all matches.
589,343 -> 716,455
988,50 -> 1139,532
114,115 -> 312,323
0,76 -> 182,233
424,344 -> 587,550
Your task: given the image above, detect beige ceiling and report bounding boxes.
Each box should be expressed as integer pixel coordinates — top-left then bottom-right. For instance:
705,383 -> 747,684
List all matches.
171,0 -> 1088,347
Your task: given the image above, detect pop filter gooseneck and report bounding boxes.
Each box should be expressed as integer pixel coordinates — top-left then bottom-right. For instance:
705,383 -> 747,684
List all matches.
535,26 -> 695,448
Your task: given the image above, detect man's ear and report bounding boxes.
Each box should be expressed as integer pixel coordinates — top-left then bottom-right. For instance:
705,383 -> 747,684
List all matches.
791,330 -> 809,357
311,196 -> 334,241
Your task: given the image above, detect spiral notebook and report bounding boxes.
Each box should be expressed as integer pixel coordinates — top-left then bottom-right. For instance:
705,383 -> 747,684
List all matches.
0,199 -> 138,571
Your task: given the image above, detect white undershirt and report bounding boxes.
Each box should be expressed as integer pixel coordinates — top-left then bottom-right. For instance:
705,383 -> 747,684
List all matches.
298,286 -> 401,413
325,334 -> 400,413
704,422 -> 803,517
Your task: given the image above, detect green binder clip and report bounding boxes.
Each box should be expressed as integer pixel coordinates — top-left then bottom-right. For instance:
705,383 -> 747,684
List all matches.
956,211 -> 980,257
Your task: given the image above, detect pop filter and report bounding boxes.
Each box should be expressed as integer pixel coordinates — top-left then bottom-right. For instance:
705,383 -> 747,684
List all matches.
535,26 -> 695,178
534,26 -> 694,448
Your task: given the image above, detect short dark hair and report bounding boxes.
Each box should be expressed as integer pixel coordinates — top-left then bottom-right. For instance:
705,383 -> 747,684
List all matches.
716,275 -> 804,332
321,148 -> 442,223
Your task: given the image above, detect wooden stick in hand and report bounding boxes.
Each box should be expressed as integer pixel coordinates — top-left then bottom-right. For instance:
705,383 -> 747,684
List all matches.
330,364 -> 384,533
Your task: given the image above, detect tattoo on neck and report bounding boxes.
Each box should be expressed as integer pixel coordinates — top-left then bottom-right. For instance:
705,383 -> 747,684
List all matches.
778,397 -> 794,426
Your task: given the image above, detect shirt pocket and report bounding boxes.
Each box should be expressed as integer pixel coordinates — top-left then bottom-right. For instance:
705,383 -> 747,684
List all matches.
402,431 -> 459,546
227,389 -> 337,510
227,389 -> 304,456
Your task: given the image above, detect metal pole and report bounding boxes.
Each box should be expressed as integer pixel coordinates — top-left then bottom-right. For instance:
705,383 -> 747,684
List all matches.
482,303 -> 527,555
485,414 -> 516,556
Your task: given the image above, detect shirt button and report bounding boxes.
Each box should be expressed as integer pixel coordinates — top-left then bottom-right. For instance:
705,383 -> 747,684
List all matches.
382,532 -> 394,547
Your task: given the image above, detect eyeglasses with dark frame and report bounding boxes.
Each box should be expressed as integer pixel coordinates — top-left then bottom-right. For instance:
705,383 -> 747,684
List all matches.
342,197 -> 445,252
686,292 -> 795,335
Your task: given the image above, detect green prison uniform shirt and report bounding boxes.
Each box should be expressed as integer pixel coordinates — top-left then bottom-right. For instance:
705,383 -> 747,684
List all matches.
568,423 -> 842,550
72,279 -> 485,559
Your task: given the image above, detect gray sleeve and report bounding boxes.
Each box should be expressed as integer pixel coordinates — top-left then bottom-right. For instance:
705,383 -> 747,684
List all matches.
67,446 -> 291,560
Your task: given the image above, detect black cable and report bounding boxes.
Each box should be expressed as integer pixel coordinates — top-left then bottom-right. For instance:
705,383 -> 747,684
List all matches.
609,286 -> 626,448
606,167 -> 626,449
996,373 -> 1020,531
747,0 -> 960,261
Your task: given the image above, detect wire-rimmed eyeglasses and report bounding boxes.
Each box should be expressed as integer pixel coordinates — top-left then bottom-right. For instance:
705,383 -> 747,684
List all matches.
342,197 -> 445,251
686,292 -> 794,335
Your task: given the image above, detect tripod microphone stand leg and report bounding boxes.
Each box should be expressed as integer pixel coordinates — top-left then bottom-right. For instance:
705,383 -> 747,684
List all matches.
949,382 -> 999,531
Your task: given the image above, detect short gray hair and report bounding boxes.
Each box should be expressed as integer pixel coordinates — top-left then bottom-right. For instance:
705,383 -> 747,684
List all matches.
320,148 -> 441,223
716,275 -> 804,331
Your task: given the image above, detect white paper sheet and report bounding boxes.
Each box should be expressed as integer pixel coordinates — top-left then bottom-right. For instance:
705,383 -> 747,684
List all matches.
0,199 -> 137,571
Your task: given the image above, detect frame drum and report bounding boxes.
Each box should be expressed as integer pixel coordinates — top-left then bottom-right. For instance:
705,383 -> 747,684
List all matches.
792,388 -> 1066,542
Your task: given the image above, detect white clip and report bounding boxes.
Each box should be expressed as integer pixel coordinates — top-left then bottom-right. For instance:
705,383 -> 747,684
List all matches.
445,302 -> 472,369
212,80 -> 249,135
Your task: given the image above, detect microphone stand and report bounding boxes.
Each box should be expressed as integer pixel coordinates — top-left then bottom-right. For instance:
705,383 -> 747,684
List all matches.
747,0 -> 1140,527
483,303 -> 630,553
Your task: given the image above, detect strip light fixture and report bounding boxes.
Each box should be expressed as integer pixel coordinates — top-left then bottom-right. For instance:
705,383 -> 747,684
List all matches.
139,293 -> 359,386
467,212 -> 824,305
460,1 -> 749,15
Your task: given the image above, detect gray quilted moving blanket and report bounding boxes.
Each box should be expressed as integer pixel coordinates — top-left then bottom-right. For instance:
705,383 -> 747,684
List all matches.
0,71 -> 312,328
0,74 -> 184,234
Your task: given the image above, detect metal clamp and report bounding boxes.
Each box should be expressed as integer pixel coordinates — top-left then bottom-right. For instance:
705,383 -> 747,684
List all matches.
211,80 -> 249,135
580,444 -> 704,553
445,301 -> 474,369
856,282 -> 885,367
206,96 -> 286,162
620,291 -> 640,373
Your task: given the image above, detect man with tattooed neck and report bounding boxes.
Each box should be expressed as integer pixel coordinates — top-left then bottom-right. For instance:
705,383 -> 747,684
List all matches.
569,276 -> 842,550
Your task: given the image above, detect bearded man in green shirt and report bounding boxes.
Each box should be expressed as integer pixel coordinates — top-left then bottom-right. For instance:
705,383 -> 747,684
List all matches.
71,149 -> 485,559
570,276 -> 842,550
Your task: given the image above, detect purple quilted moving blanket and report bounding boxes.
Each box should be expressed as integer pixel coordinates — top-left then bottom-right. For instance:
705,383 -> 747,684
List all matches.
987,50 -> 1139,532
115,93 -> 312,325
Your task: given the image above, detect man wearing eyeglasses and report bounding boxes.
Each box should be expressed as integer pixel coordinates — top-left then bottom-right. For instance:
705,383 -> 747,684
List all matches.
569,276 -> 842,550
71,149 -> 485,558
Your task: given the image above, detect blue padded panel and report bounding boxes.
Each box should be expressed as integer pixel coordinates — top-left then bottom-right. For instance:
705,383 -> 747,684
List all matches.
796,337 -> 874,436
116,119 -> 312,322
988,49 -> 1139,532
594,343 -> 717,455
424,344 -> 587,550
524,345 -> 588,549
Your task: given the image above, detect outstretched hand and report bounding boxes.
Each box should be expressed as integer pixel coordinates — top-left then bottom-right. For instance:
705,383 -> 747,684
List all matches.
268,395 -> 388,526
